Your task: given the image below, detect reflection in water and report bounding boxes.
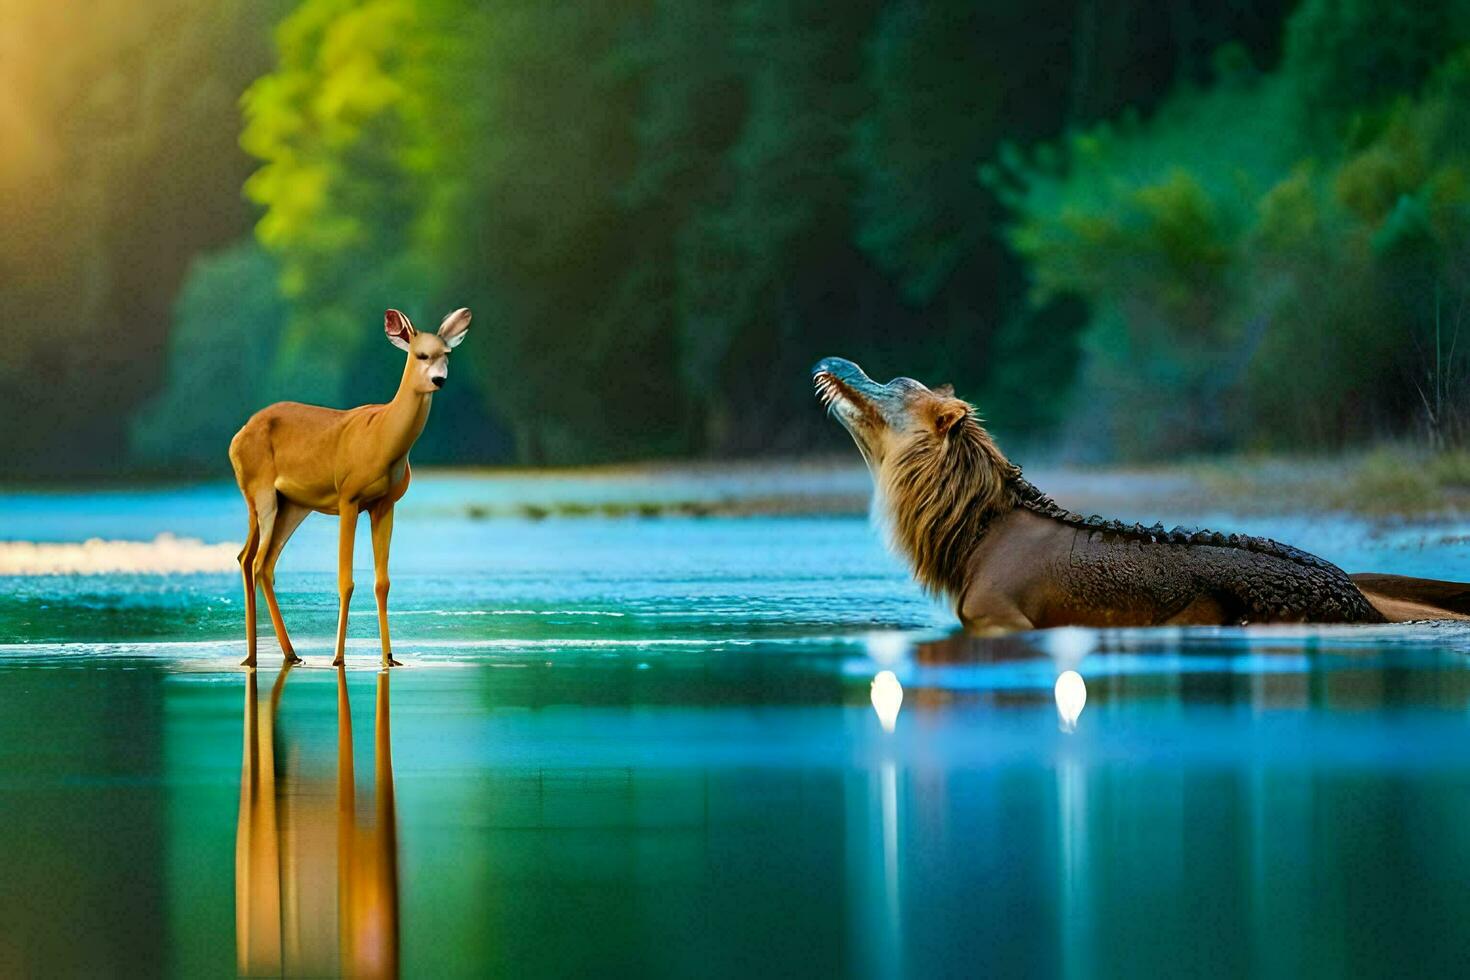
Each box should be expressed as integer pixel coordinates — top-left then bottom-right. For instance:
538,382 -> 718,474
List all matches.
1055,665 -> 1091,978
1054,670 -> 1087,732
856,671 -> 905,980
1057,687 -> 1090,980
869,667 -> 904,942
870,670 -> 903,733
21,636 -> 1470,975
237,668 -> 399,978
1044,627 -> 1095,666
863,631 -> 911,668
1057,746 -> 1091,980
878,756 -> 901,978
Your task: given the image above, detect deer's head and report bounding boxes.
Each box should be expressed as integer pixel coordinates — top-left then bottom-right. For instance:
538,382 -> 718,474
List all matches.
385,308 -> 472,394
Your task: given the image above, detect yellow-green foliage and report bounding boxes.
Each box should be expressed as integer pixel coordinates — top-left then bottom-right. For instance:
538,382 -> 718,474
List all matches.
238,0 -> 436,411
243,0 -> 422,277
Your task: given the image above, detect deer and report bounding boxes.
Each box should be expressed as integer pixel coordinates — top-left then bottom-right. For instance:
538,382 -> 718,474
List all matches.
229,307 -> 471,669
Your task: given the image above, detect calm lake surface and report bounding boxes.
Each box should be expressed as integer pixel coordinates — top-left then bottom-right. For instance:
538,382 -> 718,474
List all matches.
4,470 -> 1470,977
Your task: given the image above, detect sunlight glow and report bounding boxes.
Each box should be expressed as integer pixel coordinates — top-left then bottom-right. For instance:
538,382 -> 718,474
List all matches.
1055,670 -> 1087,733
871,670 -> 903,733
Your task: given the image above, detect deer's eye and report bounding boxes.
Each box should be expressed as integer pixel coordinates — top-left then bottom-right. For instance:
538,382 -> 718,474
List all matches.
416,353 -> 428,361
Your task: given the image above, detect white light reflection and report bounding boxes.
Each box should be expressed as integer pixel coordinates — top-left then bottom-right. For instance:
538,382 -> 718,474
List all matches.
1055,670 -> 1087,733
871,671 -> 903,733
1058,726 -> 1090,980
1045,626 -> 1095,666
862,631 -> 910,668
880,756 -> 900,970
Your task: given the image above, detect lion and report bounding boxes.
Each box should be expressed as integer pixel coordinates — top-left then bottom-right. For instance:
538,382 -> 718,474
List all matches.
813,356 -> 1470,631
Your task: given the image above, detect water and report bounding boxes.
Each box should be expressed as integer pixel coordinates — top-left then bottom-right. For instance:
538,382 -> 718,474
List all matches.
4,473 -> 1470,977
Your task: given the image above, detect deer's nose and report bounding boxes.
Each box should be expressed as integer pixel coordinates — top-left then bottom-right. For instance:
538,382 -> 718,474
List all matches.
431,375 -> 446,388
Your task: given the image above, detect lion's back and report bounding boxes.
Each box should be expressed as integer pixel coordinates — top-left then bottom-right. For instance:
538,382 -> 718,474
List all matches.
1054,534 -> 1381,625
1189,543 -> 1381,624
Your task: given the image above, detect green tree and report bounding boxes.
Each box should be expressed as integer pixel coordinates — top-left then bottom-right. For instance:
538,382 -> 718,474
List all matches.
417,0 -> 681,462
241,0 -> 435,411
1285,0 -> 1468,136
852,0 -> 1292,442
675,0 -> 904,453
854,0 -> 1072,304
130,240 -> 287,469
1001,0 -> 1470,455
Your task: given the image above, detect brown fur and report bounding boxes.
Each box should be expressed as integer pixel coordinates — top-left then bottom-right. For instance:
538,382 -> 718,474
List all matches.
879,406 -> 1019,597
231,308 -> 470,668
816,357 -> 1469,631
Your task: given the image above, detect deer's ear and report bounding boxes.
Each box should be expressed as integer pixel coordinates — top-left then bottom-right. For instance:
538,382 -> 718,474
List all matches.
438,307 -> 471,348
385,309 -> 416,351
932,399 -> 969,438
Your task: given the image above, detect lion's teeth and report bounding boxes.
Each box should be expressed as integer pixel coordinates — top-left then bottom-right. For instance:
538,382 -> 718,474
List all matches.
813,373 -> 843,409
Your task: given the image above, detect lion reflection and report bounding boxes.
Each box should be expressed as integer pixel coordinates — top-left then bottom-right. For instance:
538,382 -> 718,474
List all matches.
237,667 -> 399,978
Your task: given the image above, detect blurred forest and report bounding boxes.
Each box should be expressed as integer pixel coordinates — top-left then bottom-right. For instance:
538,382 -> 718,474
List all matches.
5,0 -> 1470,476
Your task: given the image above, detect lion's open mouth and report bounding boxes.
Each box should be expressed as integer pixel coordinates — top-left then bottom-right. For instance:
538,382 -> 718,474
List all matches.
813,371 -> 846,412
814,371 -> 868,416
814,371 -> 883,428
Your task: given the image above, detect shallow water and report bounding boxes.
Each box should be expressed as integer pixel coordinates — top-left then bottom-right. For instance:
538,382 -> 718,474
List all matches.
4,475 -> 1470,977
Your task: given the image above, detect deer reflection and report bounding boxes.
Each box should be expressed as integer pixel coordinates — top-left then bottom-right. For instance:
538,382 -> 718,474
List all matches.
237,667 -> 400,978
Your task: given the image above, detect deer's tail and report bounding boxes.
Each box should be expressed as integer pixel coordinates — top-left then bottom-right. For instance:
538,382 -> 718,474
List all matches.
1350,573 -> 1470,623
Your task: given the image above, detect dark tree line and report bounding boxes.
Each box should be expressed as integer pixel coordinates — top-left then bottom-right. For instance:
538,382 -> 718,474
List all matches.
12,0 -> 1392,476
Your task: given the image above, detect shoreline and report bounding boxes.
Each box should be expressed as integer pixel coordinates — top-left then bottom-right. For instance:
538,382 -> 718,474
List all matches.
439,448 -> 1470,522
4,447 -> 1469,523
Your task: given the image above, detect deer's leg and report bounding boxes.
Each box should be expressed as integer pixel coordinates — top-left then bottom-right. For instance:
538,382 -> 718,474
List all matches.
331,502 -> 360,667
249,494 -> 293,665
258,501 -> 310,665
249,494 -> 279,666
369,502 -> 401,667
239,509 -> 262,668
